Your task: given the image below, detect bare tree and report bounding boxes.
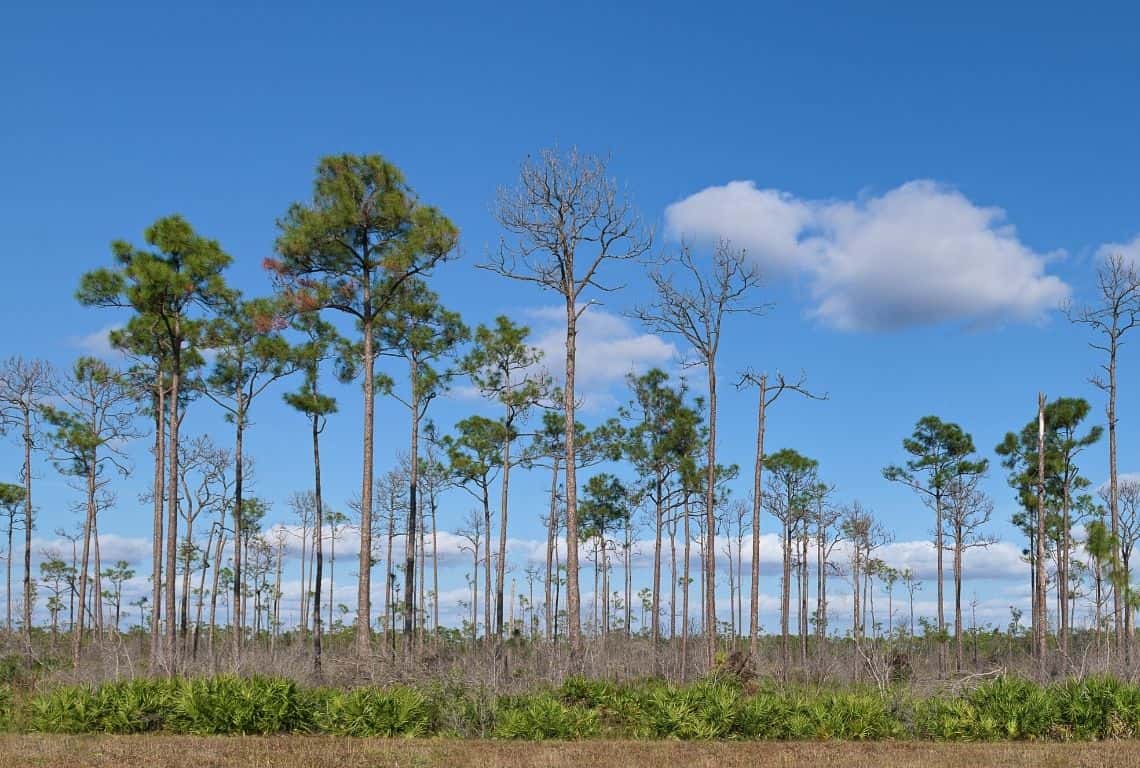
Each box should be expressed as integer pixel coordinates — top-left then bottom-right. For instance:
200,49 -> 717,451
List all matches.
635,240 -> 764,667
1066,252 -> 1140,648
840,502 -> 891,681
0,357 -> 54,650
737,370 -> 825,657
486,148 -> 650,656
944,475 -> 996,671
1107,479 -> 1140,662
42,358 -> 138,666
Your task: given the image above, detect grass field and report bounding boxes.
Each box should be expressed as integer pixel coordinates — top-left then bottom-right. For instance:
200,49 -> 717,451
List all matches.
0,736 -> 1133,768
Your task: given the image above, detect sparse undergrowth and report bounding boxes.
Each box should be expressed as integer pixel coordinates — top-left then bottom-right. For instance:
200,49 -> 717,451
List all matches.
7,674 -> 1140,741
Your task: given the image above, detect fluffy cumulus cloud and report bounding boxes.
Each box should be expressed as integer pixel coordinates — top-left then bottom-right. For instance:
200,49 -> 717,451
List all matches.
665,180 -> 1070,331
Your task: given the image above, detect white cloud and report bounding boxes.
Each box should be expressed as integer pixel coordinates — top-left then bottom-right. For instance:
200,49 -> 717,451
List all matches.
524,306 -> 677,409
70,324 -> 123,359
665,180 -> 1070,331
1097,234 -> 1140,267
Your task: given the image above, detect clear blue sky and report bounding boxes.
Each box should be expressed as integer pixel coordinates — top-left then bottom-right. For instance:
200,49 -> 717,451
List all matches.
2,1 -> 1139,628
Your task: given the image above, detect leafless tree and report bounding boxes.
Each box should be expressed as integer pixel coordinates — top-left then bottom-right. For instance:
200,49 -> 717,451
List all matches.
635,240 -> 764,667
486,148 -> 650,657
1066,252 -> 1140,648
944,475 -> 996,671
841,502 -> 891,680
42,358 -> 138,666
1107,478 -> 1140,662
736,370 -> 825,658
0,356 -> 54,650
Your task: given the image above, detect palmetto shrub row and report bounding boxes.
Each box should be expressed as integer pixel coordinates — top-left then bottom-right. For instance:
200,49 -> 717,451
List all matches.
6,675 -> 1140,740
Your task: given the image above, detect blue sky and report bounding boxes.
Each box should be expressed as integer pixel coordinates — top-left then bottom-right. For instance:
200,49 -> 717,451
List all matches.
2,1 -> 1139,630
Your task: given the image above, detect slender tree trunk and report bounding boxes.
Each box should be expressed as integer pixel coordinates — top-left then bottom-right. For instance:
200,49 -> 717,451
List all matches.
544,460 -> 559,641
417,502 -> 426,644
669,513 -> 677,640
483,486 -> 492,641
1109,343 -> 1123,648
704,365 -> 718,668
781,517 -> 791,671
954,534 -> 963,672
328,523 -> 335,631
93,514 -> 103,641
5,514 -> 12,633
180,503 -> 195,639
208,530 -> 223,665
564,306 -> 582,657
165,341 -> 182,674
403,374 -> 419,641
150,381 -> 165,671
749,376 -> 766,656
299,506 -> 308,641
651,475 -> 663,649
21,407 -> 33,651
496,428 -> 512,640
231,408 -> 246,659
935,489 -> 945,677
1061,470 -> 1071,661
72,467 -> 97,667
383,506 -> 394,638
356,272 -> 375,657
430,496 -> 439,642
799,526 -> 808,665
192,522 -> 214,660
681,495 -> 691,681
1035,393 -> 1048,672
311,412 -> 325,674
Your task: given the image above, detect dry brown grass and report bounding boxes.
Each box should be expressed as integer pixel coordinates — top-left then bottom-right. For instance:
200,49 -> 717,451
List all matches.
0,736 -> 1135,768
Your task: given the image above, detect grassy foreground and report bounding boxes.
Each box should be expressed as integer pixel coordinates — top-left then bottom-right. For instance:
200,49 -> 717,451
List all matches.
0,736 -> 1133,768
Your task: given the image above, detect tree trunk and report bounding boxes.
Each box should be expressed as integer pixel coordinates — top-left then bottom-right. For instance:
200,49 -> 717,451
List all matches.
544,459 -> 559,641
231,407 -> 246,660
72,466 -> 97,667
483,486 -> 492,641
681,495 -> 691,681
150,381 -> 165,671
1035,393 -> 1048,672
192,522 -> 214,660
208,530 -> 224,667
496,427 -> 512,640
5,514 -> 12,632
403,372 -> 419,641
356,272 -> 375,657
564,305 -> 582,657
954,534 -> 963,672
311,411 -> 325,675
430,495 -> 439,642
165,339 -> 182,674
21,406 -> 33,651
781,517 -> 791,672
704,365 -> 718,668
1109,342 -> 1123,647
749,375 -> 766,656
935,489 -> 945,678
651,475 -> 663,649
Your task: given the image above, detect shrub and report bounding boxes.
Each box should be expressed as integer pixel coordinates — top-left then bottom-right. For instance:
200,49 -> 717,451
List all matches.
316,686 -> 435,737
1052,676 -> 1140,739
27,685 -> 103,734
636,680 -> 740,739
493,694 -> 598,740
168,676 -> 312,735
